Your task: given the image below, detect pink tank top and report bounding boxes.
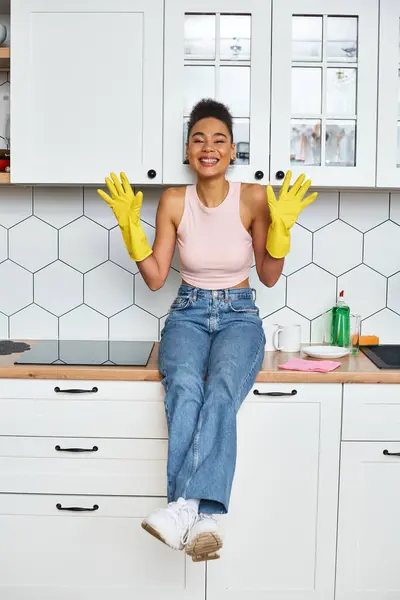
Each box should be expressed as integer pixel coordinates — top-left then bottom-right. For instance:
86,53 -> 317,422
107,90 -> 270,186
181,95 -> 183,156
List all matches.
177,181 -> 253,290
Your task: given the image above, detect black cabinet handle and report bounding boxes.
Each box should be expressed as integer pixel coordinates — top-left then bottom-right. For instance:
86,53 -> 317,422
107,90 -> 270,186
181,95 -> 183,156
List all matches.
55,445 -> 98,453
147,169 -> 157,179
383,449 -> 400,457
254,170 -> 264,180
54,386 -> 98,394
276,170 -> 285,180
253,389 -> 297,397
56,503 -> 99,512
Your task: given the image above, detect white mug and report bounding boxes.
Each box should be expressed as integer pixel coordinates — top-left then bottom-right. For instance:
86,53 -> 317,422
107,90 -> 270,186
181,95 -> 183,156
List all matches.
273,324 -> 301,353
264,323 -> 280,351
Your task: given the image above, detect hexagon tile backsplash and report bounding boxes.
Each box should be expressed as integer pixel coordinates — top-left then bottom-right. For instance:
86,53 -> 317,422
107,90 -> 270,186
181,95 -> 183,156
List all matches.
1,186 -> 400,344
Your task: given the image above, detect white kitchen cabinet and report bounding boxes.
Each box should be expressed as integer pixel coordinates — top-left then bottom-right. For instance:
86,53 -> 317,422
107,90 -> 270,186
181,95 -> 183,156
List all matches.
0,377 -> 342,600
11,0 -> 163,184
0,495 -> 205,600
207,382 -> 342,600
163,0 -> 271,185
270,0 -> 378,187
336,442 -> 400,600
342,383 -> 400,441
377,0 -> 400,187
0,436 -> 167,495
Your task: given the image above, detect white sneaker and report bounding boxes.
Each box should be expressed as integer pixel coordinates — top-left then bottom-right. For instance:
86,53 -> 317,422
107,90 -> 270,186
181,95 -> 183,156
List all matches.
185,513 -> 223,562
141,498 -> 199,550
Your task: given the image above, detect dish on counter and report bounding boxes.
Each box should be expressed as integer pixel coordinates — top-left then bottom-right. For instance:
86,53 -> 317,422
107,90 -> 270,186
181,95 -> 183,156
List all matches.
302,345 -> 350,359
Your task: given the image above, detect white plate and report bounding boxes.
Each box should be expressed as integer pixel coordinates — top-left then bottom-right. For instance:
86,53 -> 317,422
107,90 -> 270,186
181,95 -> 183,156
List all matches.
302,345 -> 350,359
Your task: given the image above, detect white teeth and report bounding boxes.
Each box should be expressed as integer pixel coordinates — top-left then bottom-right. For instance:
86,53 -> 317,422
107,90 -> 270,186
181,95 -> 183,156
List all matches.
200,159 -> 218,164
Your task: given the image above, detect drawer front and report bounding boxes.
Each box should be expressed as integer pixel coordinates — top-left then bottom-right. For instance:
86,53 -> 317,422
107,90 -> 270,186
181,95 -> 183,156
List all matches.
0,379 -> 165,401
0,437 -> 167,495
0,494 -> 204,600
249,382 -> 342,403
0,397 -> 167,437
343,384 -> 400,440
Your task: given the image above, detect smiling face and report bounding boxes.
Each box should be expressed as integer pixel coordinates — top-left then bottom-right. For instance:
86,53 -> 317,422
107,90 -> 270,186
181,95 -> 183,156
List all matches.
186,117 -> 236,179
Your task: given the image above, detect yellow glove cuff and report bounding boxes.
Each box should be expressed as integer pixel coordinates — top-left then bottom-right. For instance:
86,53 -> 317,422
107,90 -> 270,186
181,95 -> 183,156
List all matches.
119,216 -> 153,263
266,221 -> 290,259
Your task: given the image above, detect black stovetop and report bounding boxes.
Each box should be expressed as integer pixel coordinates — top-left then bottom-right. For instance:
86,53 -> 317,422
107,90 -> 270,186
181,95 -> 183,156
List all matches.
7,339 -> 155,367
361,344 -> 400,369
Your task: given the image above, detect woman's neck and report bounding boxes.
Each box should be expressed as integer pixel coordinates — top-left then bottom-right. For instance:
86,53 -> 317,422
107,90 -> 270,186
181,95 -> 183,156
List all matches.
196,178 -> 229,208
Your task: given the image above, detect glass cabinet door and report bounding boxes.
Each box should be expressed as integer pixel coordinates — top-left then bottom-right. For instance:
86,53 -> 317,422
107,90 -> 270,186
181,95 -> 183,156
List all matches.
163,0 -> 271,184
377,0 -> 400,187
270,0 -> 378,187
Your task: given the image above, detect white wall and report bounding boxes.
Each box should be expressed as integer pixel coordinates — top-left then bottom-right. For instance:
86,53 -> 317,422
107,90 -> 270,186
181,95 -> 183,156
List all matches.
0,186 -> 399,344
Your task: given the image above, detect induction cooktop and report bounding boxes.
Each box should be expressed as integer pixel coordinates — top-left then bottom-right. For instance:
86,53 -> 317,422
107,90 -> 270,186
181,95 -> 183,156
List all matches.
12,340 -> 155,366
360,344 -> 400,369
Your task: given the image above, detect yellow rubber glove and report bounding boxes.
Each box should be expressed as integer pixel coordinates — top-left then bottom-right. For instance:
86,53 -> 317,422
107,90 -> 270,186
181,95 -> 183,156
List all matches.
97,172 -> 152,263
266,170 -> 318,259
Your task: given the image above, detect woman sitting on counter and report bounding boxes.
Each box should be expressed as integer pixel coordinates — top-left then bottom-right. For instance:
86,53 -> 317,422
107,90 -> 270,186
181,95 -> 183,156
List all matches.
97,98 -> 317,562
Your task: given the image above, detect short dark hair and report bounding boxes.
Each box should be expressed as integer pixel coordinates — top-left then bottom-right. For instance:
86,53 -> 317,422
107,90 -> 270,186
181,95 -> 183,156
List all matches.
187,98 -> 234,142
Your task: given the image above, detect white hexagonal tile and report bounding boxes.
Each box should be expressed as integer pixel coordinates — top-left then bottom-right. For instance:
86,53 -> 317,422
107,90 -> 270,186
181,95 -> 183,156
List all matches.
0,186 -> 32,228
0,311 -> 8,338
364,221 -> 400,277
262,307 -> 310,343
9,217 -> 57,272
33,187 -> 83,228
110,305 -> 158,340
388,273 -> 400,315
297,191 -> 338,231
0,224 -> 6,262
84,187 -> 118,229
314,220 -> 362,276
362,309 -> 400,343
59,217 -> 108,273
35,262 -> 83,316
0,261 -> 33,315
59,305 -> 108,340
135,268 -> 181,318
249,267 -> 285,317
338,265 -> 387,319
282,224 -> 312,276
340,192 -> 389,232
390,193 -> 400,225
10,304 -> 58,339
287,264 -> 336,319
84,262 -> 133,317
109,221 -> 155,275
310,312 -> 330,344
138,186 -> 161,227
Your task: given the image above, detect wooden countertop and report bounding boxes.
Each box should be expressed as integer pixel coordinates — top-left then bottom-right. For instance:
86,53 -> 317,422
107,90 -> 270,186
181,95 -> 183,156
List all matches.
0,342 -> 399,383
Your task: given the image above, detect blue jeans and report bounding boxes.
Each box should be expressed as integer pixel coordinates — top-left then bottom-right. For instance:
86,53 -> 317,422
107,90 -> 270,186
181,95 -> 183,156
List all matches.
159,284 -> 266,515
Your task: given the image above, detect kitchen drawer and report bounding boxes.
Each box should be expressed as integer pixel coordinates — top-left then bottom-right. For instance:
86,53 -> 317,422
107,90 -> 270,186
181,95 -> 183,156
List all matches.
0,494 -> 204,600
0,396 -> 167,438
248,382 -> 342,403
0,437 -> 167,495
343,384 -> 400,441
0,378 -> 165,401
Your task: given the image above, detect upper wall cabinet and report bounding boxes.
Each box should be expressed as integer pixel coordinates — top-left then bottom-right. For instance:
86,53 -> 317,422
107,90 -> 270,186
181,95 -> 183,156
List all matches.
11,0 -> 163,184
270,0 -> 378,188
163,0 -> 271,185
377,0 -> 400,187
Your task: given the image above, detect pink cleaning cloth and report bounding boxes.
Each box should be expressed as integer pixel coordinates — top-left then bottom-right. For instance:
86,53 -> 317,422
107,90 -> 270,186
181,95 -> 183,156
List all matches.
278,358 -> 341,373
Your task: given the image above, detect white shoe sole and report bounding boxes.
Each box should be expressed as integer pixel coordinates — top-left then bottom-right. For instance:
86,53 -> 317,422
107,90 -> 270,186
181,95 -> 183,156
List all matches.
141,520 -> 181,550
185,531 -> 223,562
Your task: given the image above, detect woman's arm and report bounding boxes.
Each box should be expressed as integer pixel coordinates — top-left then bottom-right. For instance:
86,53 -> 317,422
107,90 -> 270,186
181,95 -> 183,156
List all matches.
137,188 -> 182,291
248,184 -> 284,288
